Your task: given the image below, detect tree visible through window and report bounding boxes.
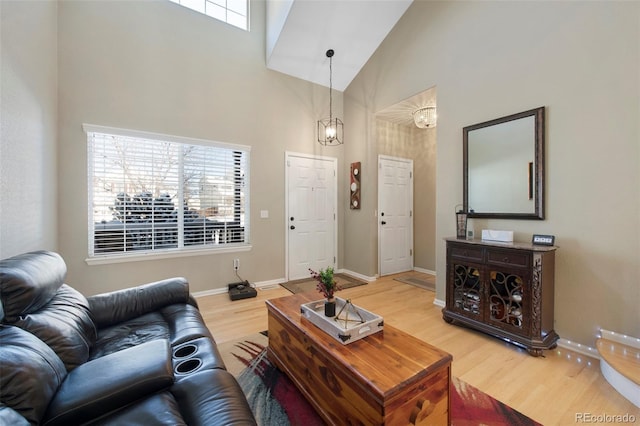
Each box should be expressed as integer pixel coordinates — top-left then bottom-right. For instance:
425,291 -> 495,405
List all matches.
85,125 -> 250,257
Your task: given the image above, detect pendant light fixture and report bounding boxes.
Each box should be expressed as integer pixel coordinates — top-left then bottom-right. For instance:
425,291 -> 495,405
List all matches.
317,49 -> 343,146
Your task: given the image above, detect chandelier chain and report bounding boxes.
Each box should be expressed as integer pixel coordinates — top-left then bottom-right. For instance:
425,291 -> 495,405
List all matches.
317,48 -> 343,146
329,53 -> 333,121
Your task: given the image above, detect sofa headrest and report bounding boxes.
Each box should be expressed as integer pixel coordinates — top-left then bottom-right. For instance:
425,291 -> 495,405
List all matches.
0,251 -> 66,322
14,284 -> 97,371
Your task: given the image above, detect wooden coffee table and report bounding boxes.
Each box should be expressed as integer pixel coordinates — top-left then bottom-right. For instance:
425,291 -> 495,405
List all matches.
266,293 -> 452,425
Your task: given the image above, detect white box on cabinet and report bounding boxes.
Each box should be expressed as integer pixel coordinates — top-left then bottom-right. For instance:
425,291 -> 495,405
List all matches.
481,229 -> 514,242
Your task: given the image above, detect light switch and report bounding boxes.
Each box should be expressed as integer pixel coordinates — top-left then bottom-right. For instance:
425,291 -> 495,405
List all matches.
260,210 -> 269,219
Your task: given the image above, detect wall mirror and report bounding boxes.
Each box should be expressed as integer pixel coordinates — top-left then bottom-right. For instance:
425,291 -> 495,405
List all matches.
463,106 -> 545,219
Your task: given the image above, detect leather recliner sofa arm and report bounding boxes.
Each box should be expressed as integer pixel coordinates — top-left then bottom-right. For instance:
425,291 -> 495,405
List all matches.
88,277 -> 193,328
43,339 -> 174,426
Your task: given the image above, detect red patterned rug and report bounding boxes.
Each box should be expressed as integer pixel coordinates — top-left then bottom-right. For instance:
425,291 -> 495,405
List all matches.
219,332 -> 541,426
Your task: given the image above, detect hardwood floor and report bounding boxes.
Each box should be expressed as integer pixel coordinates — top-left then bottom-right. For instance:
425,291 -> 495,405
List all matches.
196,273 -> 640,425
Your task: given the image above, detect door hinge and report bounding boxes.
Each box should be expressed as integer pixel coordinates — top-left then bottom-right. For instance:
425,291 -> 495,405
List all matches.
410,210 -> 413,217
410,249 -> 413,256
410,171 -> 413,178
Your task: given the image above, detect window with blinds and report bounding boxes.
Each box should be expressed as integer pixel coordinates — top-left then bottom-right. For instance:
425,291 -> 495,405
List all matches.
85,125 -> 250,258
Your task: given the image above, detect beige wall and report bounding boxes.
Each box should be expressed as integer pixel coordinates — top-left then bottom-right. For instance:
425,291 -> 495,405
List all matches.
0,0 -> 58,258
3,0 -> 638,348
344,1 -> 640,346
57,0 -> 345,295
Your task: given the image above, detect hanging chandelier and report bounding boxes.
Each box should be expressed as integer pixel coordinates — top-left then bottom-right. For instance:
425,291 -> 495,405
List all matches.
413,106 -> 437,128
317,49 -> 343,146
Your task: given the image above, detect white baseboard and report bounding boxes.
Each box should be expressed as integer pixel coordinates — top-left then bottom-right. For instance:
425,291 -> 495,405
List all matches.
556,338 -> 599,359
557,329 -> 640,360
338,268 -> 377,283
599,328 -> 640,349
192,287 -> 228,298
414,266 -> 436,276
193,277 -> 286,298
433,298 -> 445,308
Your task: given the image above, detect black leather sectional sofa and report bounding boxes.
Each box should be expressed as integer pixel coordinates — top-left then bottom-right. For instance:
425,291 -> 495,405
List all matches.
0,250 -> 257,425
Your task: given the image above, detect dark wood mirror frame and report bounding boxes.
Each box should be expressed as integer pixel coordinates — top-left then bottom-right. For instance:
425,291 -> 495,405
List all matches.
463,106 -> 545,220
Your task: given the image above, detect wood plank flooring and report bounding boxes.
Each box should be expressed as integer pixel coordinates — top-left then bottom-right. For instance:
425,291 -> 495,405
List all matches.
196,272 -> 640,425
597,339 -> 640,385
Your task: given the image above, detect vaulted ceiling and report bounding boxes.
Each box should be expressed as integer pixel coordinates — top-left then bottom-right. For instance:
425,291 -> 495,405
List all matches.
265,0 -> 413,92
265,0 -> 438,128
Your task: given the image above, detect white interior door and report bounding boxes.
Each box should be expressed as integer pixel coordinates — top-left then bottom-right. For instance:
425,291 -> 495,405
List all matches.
378,155 -> 413,276
286,153 -> 337,280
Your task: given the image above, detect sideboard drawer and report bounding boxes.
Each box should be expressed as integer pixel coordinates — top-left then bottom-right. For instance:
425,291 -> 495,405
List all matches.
486,249 -> 530,268
449,245 -> 484,262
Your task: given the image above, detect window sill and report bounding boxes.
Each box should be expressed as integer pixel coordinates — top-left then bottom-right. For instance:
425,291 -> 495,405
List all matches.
85,244 -> 252,265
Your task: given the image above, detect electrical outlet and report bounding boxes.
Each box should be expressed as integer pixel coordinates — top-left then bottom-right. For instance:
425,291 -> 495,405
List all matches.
233,259 -> 240,270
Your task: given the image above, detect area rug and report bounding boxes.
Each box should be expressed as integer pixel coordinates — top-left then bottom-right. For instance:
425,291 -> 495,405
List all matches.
281,273 -> 367,294
219,332 -> 542,426
394,274 -> 436,292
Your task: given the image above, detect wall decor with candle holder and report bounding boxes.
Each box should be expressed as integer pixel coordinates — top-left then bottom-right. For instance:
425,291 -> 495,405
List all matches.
350,162 -> 361,209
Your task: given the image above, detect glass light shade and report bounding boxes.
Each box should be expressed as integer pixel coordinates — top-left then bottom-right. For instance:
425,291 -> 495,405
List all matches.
413,107 -> 437,128
317,117 -> 344,146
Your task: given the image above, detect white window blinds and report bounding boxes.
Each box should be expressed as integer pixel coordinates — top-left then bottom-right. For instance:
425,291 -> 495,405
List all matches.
85,125 -> 249,258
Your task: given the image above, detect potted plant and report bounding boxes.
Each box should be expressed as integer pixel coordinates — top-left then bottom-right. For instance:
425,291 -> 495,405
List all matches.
309,267 -> 342,317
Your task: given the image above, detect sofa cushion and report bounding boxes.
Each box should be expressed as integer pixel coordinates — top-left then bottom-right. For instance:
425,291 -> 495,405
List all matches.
14,284 -> 97,371
0,250 -> 66,322
88,277 -> 190,328
90,311 -> 170,359
85,392 -> 187,426
43,339 -> 174,426
0,325 -> 67,425
170,369 -> 257,426
160,303 -> 213,345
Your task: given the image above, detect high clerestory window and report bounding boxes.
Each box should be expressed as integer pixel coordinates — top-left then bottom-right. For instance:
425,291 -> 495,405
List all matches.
170,0 -> 249,31
85,124 -> 250,262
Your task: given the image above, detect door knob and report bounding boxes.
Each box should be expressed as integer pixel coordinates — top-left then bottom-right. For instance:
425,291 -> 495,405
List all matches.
381,221 -> 387,225
290,225 -> 296,230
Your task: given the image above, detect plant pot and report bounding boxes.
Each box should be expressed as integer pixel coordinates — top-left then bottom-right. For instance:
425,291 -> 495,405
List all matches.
324,298 -> 336,317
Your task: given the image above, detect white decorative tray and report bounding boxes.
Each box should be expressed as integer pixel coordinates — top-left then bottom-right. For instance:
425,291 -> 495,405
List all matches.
300,297 -> 384,345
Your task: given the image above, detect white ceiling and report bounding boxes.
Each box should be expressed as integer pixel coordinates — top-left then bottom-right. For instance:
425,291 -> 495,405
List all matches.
375,87 -> 437,127
265,0 -> 413,92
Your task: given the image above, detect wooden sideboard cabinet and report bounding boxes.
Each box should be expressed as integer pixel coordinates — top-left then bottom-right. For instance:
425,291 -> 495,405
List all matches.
442,238 -> 559,356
